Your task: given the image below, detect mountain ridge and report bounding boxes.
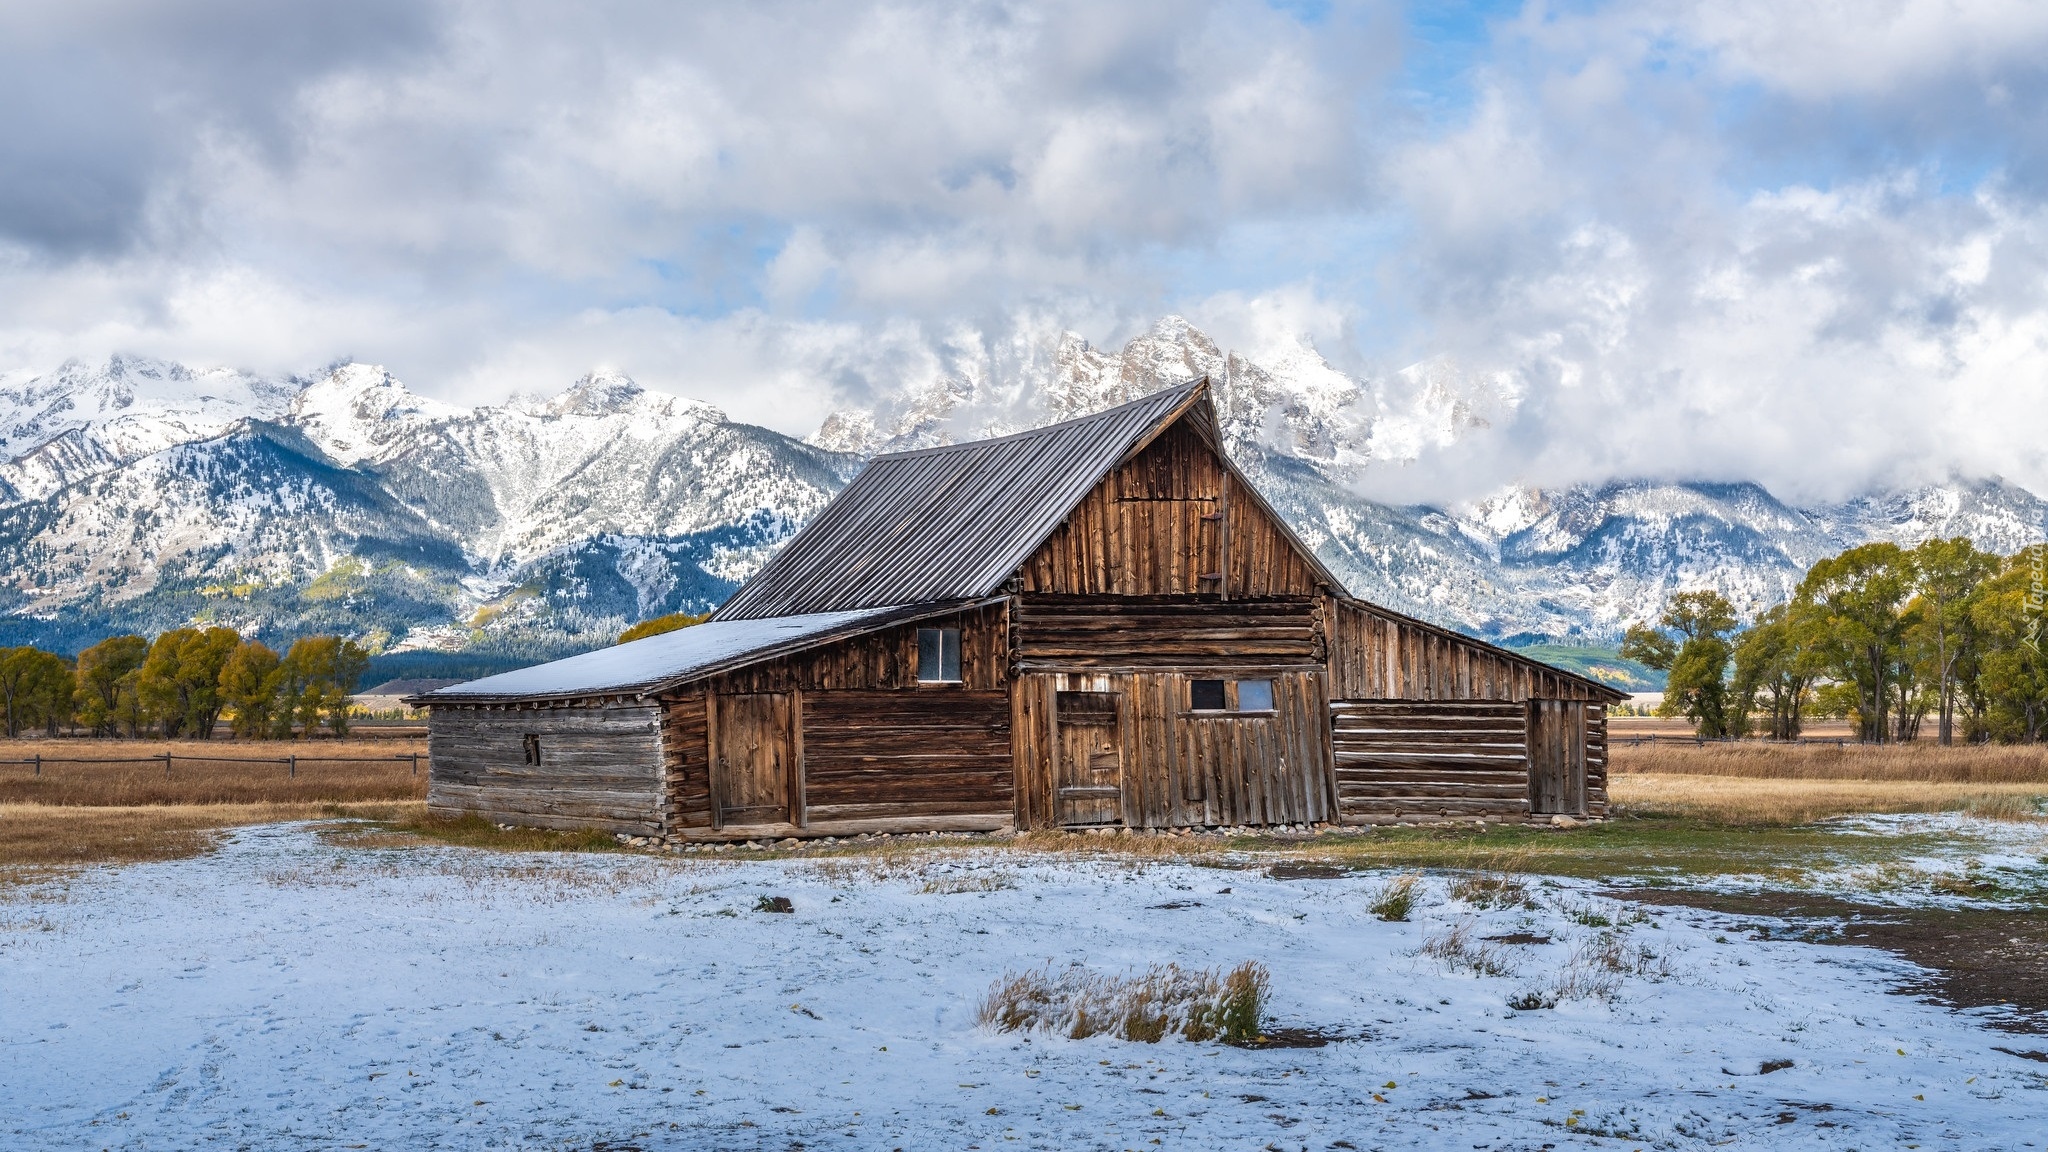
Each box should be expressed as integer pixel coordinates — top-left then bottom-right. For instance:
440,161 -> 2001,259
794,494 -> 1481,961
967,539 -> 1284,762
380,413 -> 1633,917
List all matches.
1,326 -> 2041,667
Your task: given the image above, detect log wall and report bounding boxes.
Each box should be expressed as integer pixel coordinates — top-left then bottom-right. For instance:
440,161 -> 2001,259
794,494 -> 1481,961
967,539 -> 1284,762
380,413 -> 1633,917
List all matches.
801,690 -> 1012,827
1013,594 -> 1322,669
1586,709 -> 1609,817
1329,700 -> 1530,824
692,603 -> 1007,694
428,702 -> 664,835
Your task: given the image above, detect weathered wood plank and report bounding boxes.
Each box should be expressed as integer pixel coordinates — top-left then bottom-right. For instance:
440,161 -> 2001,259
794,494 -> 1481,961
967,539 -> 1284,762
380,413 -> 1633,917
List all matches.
428,703 -> 663,834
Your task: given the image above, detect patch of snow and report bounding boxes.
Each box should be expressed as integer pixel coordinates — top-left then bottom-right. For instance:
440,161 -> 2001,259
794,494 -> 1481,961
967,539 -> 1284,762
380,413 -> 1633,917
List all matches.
2,827 -> 2043,1149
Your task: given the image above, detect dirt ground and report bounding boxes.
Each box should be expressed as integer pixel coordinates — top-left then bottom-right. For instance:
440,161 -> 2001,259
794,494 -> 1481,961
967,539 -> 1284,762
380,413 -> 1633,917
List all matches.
1612,887 -> 2048,1040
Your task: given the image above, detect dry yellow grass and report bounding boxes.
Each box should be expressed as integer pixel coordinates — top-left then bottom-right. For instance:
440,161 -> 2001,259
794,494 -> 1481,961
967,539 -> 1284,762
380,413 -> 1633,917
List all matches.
0,735 -> 426,756
1611,740 -> 2048,783
0,801 -> 425,871
0,736 -> 428,806
1610,774 -> 2048,824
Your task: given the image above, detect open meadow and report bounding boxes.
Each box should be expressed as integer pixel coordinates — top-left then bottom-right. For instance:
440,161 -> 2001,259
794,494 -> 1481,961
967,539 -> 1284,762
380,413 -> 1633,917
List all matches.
0,735 -> 426,868
3,738 -> 2046,1148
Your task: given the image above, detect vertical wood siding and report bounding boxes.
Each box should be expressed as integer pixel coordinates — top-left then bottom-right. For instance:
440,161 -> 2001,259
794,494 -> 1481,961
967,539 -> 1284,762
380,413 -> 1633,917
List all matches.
1015,668 -> 1331,830
1326,598 -> 1614,703
1012,673 -> 1059,830
1527,699 -> 1590,816
428,703 -> 664,835
1021,422 -> 1323,598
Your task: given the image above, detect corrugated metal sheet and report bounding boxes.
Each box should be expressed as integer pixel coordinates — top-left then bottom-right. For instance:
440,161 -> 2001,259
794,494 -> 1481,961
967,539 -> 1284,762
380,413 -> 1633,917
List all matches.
716,381 -> 1207,620
411,603 -> 971,704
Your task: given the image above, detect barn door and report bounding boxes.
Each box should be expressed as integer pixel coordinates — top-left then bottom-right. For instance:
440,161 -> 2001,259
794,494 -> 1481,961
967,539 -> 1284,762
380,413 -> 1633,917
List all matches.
1527,700 -> 1587,816
1055,691 -> 1123,827
713,693 -> 794,827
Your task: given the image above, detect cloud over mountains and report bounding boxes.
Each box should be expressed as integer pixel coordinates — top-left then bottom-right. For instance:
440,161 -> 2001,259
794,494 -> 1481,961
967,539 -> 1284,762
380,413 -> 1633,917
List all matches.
0,1 -> 2043,507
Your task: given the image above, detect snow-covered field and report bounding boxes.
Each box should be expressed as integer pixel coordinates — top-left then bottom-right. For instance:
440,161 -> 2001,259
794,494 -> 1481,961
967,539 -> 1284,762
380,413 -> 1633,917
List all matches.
4,824 -> 2045,1150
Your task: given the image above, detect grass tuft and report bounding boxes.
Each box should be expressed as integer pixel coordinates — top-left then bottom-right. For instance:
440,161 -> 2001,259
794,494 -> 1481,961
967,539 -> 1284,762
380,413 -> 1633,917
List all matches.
920,873 -> 1015,895
978,961 -> 1269,1045
1509,929 -> 1670,1010
1368,874 -> 1421,921
1418,919 -> 1518,977
1448,871 -> 1534,909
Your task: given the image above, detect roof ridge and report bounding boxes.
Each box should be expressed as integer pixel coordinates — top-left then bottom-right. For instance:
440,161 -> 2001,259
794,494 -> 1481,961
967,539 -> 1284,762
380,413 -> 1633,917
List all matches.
871,377 -> 1205,461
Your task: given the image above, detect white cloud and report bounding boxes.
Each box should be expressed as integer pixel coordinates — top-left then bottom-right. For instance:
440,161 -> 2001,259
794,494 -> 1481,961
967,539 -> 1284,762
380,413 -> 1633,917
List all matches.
0,0 -> 2045,500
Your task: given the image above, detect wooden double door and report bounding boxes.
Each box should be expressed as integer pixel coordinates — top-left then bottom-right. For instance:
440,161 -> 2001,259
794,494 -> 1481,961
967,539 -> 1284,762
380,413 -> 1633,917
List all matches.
1527,699 -> 1588,816
712,692 -> 798,828
1054,691 -> 1124,827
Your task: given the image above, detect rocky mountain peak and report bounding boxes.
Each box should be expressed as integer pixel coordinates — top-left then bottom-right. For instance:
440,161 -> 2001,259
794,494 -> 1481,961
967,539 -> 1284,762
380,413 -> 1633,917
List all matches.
290,362 -> 460,466
511,369 -> 728,427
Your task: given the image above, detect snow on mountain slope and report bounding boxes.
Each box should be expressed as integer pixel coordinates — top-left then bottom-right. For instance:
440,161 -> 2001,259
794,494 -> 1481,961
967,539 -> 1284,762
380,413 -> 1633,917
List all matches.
0,421 -> 465,652
287,362 -> 464,467
0,358 -> 854,655
0,331 -> 2042,659
364,369 -> 852,569
0,355 -> 300,502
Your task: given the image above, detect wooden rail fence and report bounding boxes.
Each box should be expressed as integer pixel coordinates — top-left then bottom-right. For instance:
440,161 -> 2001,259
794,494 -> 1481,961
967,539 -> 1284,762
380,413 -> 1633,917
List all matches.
0,753 -> 422,777
1618,735 -> 1947,749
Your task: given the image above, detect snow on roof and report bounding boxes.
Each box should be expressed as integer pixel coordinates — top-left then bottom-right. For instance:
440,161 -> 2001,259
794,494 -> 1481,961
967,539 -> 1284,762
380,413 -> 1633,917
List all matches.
413,603 -> 949,703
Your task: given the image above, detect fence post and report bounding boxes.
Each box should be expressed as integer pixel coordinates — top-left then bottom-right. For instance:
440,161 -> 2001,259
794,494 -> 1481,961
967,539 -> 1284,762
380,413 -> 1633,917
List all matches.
32,753 -> 39,776
162,752 -> 172,778
289,754 -> 296,778
410,753 -> 419,776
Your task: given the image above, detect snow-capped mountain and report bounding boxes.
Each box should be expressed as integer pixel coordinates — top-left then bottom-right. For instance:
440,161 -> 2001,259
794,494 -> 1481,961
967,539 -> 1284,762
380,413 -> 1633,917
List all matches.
0,357 -> 851,662
1,324 -> 2042,668
0,356 -> 300,503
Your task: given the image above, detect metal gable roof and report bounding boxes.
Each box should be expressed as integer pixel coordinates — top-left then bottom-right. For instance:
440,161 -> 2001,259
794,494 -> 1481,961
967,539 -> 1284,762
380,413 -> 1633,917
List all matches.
713,379 -> 1213,621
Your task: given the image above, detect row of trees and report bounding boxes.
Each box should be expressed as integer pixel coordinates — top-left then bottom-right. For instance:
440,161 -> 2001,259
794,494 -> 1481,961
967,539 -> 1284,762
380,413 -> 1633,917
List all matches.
1623,539 -> 2047,744
2,629 -> 371,739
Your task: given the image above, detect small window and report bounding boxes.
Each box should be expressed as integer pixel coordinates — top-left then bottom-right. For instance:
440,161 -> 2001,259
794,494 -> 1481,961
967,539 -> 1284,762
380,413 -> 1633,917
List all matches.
1189,679 -> 1226,711
522,733 -> 542,765
917,627 -> 962,682
1235,679 -> 1275,712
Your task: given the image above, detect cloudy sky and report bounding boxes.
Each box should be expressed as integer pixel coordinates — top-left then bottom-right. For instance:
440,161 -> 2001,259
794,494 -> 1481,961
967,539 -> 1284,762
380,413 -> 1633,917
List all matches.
1,0 -> 2044,502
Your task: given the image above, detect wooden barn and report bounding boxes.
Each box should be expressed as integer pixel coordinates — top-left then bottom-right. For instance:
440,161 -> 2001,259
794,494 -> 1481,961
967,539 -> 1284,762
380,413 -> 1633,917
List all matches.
411,380 -> 1624,839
